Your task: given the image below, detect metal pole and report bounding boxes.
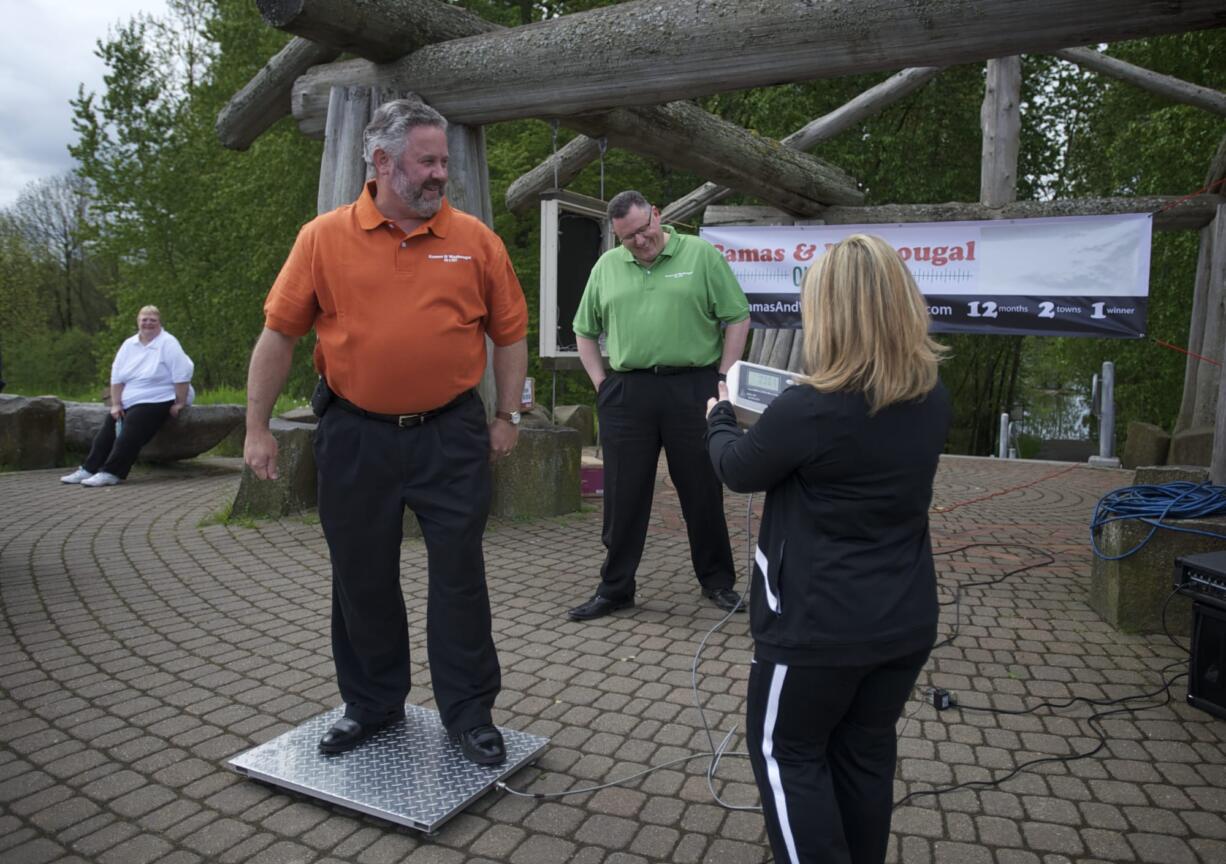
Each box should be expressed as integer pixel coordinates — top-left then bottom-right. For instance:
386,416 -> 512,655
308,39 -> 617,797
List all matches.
998,412 -> 1010,459
1099,361 -> 1115,459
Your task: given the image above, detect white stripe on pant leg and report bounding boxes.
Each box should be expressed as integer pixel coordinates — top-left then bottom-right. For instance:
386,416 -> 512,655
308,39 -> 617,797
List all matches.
762,662 -> 800,864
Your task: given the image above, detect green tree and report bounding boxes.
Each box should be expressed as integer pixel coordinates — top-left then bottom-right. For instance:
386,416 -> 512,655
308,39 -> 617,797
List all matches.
70,0 -> 320,394
1024,31 -> 1226,446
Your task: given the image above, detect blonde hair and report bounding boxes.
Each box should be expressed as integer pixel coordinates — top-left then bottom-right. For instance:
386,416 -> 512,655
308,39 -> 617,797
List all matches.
799,234 -> 947,413
138,305 -> 161,319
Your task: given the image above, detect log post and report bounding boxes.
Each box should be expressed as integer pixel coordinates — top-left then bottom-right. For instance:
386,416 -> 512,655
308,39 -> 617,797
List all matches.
980,56 -> 1022,208
317,86 -> 372,213
1176,138 -> 1226,434
1193,205 -> 1225,429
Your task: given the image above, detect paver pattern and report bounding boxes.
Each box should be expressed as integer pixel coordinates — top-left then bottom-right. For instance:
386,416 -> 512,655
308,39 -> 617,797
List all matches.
1,454 -> 1223,863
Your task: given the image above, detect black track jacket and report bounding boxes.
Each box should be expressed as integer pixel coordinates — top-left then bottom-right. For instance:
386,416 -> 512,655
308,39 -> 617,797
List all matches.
706,381 -> 951,666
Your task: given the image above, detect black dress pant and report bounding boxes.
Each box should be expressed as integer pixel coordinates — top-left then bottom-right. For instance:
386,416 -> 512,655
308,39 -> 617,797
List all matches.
314,393 -> 499,731
746,647 -> 930,864
83,400 -> 173,479
595,367 -> 736,600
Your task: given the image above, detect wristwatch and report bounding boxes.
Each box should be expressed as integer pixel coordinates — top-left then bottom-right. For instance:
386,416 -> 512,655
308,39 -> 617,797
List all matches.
495,410 -> 522,425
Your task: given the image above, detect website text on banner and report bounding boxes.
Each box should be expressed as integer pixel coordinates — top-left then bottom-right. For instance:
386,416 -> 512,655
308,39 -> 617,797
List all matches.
699,213 -> 1152,338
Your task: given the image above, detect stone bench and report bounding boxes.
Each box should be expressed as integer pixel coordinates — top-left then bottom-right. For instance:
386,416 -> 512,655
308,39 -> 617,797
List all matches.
0,394 -> 65,469
64,401 -> 244,462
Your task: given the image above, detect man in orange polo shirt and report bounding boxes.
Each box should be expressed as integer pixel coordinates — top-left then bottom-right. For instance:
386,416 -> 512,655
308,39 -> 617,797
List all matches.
244,99 -> 528,765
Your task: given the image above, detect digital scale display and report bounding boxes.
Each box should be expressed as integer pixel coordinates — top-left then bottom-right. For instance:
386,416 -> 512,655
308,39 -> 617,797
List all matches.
727,360 -> 794,427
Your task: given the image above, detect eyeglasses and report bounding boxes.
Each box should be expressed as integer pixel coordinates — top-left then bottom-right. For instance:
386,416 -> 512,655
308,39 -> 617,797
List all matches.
616,210 -> 656,246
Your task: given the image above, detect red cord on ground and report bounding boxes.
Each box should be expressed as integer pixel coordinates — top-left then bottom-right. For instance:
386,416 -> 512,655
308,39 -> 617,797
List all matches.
932,463 -> 1083,514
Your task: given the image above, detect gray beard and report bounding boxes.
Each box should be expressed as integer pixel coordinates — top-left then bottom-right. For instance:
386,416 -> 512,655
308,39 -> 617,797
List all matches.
392,168 -> 444,218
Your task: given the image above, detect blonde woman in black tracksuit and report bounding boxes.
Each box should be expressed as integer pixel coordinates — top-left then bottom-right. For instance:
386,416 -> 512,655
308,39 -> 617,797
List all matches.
706,234 -> 951,864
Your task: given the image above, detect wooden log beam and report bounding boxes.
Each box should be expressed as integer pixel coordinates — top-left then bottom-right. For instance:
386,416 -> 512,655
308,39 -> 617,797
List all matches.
216,38 -> 339,151
258,0 -> 500,63
740,195 -> 1222,231
980,57 -> 1022,208
505,135 -> 603,214
661,66 -> 941,225
1054,46 -> 1226,118
288,0 -> 1226,129
218,0 -> 497,150
564,103 -> 864,212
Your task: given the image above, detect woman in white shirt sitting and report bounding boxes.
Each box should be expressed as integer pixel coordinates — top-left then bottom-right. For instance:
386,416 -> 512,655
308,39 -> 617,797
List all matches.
61,305 -> 195,487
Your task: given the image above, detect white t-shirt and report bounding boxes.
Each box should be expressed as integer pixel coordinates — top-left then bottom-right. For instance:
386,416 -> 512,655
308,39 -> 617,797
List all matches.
110,330 -> 195,409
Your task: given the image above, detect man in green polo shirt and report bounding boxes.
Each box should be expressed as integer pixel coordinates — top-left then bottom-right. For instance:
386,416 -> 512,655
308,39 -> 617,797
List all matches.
568,190 -> 751,621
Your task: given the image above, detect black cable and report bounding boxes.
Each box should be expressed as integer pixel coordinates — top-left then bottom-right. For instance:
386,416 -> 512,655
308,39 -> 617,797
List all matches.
895,586 -> 1191,808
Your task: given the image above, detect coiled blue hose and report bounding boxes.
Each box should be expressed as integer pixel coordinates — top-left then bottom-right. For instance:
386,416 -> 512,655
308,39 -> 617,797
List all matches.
1090,481 -> 1226,560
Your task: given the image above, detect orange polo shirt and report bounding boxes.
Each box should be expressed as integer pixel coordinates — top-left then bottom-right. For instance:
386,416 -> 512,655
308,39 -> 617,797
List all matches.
264,183 -> 527,413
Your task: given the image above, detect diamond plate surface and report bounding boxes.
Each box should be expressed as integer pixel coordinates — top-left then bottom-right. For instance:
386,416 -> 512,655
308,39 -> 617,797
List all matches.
227,703 -> 548,833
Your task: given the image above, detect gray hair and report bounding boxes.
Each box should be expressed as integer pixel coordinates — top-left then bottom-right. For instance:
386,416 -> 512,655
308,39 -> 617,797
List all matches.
363,99 -> 447,167
607,190 -> 651,220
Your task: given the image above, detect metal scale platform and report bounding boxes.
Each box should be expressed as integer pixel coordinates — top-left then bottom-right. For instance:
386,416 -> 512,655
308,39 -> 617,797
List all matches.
228,703 -> 548,833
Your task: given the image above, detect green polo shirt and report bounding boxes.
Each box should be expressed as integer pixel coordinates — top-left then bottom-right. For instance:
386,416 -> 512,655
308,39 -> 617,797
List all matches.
573,226 -> 750,371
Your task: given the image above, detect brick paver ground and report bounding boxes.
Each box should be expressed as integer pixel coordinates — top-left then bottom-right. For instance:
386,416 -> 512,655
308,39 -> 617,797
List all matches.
2,454 -> 1224,863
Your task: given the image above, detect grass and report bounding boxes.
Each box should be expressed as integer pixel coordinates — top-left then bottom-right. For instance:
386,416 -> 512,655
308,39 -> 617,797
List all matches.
198,502 -> 258,530
8,384 -> 307,418
193,387 -> 308,417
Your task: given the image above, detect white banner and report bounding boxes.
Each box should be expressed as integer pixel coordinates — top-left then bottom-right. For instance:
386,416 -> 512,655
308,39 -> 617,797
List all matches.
700,213 -> 1153,338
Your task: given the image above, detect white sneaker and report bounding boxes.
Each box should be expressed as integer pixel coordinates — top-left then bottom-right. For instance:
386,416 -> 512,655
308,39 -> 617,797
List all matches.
60,468 -> 94,484
81,471 -> 121,487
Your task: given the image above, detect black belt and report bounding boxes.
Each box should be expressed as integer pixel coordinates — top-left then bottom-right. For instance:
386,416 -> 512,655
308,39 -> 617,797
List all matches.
334,390 -> 474,427
622,364 -> 716,376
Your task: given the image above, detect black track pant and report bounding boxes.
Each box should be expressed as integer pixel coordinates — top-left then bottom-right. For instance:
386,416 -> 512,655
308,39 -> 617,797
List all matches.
594,367 -> 736,600
83,400 -> 173,479
314,393 -> 499,732
746,648 -> 930,864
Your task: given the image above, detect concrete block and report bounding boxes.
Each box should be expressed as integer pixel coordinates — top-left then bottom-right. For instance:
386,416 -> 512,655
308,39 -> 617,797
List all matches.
1168,426 -> 1213,467
1121,421 -> 1170,470
491,424 -> 581,519
0,394 -> 64,469
1134,465 -> 1210,486
230,419 -> 317,518
1090,506 -> 1224,636
553,404 -> 597,447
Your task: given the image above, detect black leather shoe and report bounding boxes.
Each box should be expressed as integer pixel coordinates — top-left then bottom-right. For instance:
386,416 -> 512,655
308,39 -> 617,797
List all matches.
567,594 -> 634,621
449,723 -> 506,765
318,716 -> 395,755
703,587 -> 745,613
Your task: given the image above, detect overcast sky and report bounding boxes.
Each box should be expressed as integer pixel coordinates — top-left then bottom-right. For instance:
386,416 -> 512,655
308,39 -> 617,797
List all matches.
0,0 -> 166,208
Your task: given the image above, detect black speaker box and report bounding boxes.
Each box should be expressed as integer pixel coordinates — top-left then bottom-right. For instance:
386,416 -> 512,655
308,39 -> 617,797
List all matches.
1188,601 -> 1226,721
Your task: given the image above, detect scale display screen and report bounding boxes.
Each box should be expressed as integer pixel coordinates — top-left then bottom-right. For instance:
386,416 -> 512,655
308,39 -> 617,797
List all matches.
746,368 -> 783,394
727,360 -> 794,427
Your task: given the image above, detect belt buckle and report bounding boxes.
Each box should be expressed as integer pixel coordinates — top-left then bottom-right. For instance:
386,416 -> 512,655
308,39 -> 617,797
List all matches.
397,412 -> 426,427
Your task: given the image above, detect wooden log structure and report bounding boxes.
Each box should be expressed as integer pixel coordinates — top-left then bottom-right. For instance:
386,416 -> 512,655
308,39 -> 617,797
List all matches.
1054,46 -> 1226,118
215,38 -> 339,151
660,66 -> 942,225
1177,136 -> 1226,436
505,136 -> 603,214
258,0 -> 499,62
815,196 -> 1223,232
227,0 -> 865,212
562,103 -> 864,212
316,86 -> 372,213
980,57 -> 1022,208
284,0 -> 1226,130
